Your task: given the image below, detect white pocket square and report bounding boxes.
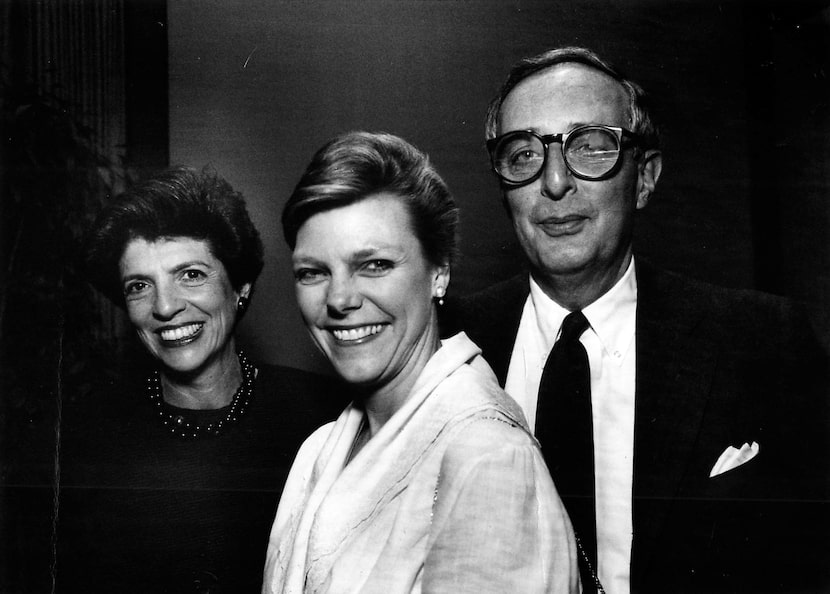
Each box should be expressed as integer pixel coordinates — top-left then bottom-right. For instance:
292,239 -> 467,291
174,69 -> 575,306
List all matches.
709,441 -> 759,478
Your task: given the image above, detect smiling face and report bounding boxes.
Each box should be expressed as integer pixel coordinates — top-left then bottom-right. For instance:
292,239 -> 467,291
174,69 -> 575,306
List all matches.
499,63 -> 660,307
292,194 -> 449,403
119,237 -> 250,379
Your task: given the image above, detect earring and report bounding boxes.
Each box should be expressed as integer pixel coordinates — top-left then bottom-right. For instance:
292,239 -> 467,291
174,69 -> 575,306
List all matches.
435,287 -> 445,306
237,296 -> 249,312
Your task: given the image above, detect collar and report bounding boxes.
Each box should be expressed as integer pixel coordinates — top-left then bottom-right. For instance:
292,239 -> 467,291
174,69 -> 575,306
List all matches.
528,258 -> 638,364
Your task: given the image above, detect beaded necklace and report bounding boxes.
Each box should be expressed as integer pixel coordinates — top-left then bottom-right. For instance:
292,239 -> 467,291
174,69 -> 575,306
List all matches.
147,351 -> 257,439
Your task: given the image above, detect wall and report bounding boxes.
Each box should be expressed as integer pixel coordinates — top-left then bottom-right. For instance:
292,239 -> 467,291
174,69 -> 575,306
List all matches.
167,0 -> 830,371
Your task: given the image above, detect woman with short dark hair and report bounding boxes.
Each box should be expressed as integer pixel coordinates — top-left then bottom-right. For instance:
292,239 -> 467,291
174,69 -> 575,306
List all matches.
85,165 -> 265,308
263,132 -> 578,594
58,166 -> 343,593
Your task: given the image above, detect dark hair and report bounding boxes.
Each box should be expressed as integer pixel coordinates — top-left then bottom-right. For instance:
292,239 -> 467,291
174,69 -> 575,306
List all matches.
485,46 -> 660,151
282,131 -> 459,268
84,165 -> 264,305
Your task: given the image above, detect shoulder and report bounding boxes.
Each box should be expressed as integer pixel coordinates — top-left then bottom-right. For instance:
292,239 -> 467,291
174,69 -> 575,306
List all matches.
294,420 -> 338,462
637,261 -> 815,341
433,374 -> 538,474
638,260 -> 797,311
63,376 -> 145,436
256,363 -> 338,391
440,275 -> 528,336
434,409 -> 547,507
415,344 -> 537,465
255,363 -> 350,411
446,410 -> 535,456
249,363 -> 349,441
59,376 -> 150,484
458,274 -> 528,313
429,345 -> 529,427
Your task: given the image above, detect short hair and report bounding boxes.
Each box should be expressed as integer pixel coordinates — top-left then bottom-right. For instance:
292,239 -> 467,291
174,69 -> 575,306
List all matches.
484,46 -> 660,151
282,131 -> 459,268
84,165 -> 264,305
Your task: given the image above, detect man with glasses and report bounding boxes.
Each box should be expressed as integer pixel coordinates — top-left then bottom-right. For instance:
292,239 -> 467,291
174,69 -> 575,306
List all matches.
448,46 -> 829,593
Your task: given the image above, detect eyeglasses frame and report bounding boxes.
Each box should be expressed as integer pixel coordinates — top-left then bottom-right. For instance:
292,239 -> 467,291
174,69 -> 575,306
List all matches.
486,125 -> 643,186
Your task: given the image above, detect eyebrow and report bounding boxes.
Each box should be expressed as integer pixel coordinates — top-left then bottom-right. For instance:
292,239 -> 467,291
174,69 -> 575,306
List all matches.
121,259 -> 212,283
292,245 -> 403,266
170,259 -> 212,272
351,247 -> 396,260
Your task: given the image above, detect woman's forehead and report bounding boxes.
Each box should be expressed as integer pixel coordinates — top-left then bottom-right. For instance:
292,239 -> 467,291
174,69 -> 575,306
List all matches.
119,237 -> 220,274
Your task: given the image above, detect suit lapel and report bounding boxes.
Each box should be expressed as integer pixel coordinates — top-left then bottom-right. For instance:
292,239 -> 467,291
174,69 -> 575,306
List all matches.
630,262 -> 720,581
458,275 -> 528,386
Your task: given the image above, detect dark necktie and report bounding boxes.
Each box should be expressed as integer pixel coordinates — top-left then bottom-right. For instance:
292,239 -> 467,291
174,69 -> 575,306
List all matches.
535,311 -> 599,593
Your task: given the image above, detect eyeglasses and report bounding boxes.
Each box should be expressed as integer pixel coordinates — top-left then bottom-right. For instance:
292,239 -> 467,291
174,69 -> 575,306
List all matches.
487,125 -> 642,186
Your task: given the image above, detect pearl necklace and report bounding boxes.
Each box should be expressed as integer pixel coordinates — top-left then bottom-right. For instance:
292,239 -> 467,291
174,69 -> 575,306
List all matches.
147,351 -> 257,439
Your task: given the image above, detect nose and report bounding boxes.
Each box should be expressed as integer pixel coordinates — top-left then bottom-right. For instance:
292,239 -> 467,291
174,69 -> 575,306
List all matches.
326,274 -> 362,317
539,145 -> 576,201
152,284 -> 186,320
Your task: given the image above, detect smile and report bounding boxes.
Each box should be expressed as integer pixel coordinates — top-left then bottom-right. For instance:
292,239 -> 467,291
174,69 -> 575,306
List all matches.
330,324 -> 386,343
159,323 -> 204,343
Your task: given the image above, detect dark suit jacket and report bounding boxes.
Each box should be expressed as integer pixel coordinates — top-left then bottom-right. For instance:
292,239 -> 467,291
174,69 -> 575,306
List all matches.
444,260 -> 830,593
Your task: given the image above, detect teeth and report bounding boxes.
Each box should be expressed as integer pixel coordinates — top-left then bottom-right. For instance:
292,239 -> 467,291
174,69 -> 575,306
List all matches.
160,323 -> 202,341
332,325 -> 384,342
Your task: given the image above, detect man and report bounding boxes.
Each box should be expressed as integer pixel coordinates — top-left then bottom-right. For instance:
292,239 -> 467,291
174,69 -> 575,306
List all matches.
447,47 -> 829,593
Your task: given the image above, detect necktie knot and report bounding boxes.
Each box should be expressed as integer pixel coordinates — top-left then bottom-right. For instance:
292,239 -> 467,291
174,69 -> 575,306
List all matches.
560,311 -> 589,344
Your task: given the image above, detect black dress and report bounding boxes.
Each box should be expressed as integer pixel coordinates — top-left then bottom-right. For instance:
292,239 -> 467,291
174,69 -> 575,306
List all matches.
55,363 -> 346,594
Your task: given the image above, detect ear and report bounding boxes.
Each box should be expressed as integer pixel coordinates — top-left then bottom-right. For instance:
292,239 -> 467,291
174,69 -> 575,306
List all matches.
238,282 -> 252,301
432,263 -> 451,298
636,149 -> 662,210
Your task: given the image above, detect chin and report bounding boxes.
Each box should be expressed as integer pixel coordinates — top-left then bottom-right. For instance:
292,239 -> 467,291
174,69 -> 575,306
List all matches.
538,245 -> 596,272
156,348 -> 210,375
160,358 -> 203,376
330,360 -> 384,388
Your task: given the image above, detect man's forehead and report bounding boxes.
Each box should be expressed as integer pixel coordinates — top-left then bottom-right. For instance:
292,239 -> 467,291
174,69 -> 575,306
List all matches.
500,62 -> 629,130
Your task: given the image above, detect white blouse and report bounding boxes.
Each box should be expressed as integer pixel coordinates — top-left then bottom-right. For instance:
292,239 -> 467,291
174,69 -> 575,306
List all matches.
262,332 -> 578,594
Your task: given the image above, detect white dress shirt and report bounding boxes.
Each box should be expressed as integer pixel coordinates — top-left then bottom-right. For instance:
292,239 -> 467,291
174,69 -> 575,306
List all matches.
505,259 -> 637,594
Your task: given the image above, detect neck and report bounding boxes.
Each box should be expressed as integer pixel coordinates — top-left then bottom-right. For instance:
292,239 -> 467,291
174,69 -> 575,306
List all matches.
160,344 -> 242,410
359,317 -> 441,438
534,251 -> 632,311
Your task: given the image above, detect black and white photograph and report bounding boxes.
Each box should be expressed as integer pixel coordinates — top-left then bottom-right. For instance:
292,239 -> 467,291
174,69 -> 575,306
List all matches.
1,1 -> 829,592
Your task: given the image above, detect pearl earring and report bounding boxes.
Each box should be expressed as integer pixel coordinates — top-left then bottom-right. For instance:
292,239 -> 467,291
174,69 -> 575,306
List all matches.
435,287 -> 445,306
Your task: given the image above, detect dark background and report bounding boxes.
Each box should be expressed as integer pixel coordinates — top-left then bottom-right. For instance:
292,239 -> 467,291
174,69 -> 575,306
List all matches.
1,0 -> 828,590
165,0 -> 830,372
